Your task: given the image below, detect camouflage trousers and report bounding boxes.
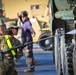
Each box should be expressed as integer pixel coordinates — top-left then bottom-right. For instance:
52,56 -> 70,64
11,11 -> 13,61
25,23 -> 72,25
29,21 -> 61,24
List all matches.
0,53 -> 18,75
0,64 -> 17,75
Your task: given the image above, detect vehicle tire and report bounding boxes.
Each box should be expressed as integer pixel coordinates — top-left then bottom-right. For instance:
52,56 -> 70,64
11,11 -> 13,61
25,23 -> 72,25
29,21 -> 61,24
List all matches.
60,30 -> 66,75
54,29 -> 60,69
54,28 -> 63,75
73,44 -> 76,75
58,28 -> 74,75
38,33 -> 53,51
65,44 -> 74,75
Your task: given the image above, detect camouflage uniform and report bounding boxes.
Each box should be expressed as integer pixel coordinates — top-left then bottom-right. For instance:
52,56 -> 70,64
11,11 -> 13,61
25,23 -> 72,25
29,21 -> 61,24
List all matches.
0,8 -> 9,33
0,22 -> 23,75
0,9 -> 9,50
0,35 -> 23,75
0,17 -> 6,54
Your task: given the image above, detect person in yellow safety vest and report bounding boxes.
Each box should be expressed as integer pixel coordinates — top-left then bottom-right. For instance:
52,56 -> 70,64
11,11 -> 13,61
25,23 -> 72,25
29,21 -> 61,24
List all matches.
0,22 -> 23,75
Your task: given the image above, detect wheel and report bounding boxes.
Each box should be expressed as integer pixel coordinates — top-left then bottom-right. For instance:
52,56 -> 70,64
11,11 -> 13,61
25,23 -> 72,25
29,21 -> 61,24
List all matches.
65,44 -> 74,75
54,28 -> 63,75
54,29 -> 59,69
38,33 -> 53,51
60,30 -> 65,75
73,44 -> 76,75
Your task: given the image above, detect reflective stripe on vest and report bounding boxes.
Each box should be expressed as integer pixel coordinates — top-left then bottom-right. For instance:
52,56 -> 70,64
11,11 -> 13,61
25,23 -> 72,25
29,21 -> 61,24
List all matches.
4,35 -> 16,56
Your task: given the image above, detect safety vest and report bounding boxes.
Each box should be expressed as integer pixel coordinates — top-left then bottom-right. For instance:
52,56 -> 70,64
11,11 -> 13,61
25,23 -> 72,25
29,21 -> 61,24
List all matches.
4,35 -> 16,56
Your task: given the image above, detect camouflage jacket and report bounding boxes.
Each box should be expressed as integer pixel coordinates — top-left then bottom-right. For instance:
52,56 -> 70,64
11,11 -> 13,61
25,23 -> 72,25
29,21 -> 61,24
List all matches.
0,36 -> 23,59
0,35 -> 23,73
0,36 -> 20,50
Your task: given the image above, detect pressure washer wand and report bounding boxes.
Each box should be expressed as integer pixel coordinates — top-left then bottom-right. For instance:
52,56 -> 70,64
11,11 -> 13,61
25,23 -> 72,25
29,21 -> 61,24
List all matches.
2,42 -> 34,53
2,35 -> 54,53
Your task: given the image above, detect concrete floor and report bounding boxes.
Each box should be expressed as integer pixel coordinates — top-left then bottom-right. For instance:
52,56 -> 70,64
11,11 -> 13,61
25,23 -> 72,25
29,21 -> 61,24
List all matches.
15,44 -> 57,75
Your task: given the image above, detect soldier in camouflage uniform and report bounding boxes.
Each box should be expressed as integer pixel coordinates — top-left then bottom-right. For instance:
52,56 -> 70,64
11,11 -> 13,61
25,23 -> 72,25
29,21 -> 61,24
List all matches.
0,8 -> 5,36
0,8 -> 9,35
0,22 -> 23,75
0,8 -> 9,51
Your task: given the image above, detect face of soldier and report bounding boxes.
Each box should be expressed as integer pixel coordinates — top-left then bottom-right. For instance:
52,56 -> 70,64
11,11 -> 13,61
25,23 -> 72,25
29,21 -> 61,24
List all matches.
11,28 -> 18,35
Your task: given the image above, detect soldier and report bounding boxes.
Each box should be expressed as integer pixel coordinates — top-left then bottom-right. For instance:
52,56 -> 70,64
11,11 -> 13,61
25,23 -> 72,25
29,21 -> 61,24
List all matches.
0,22 -> 23,75
0,8 -> 6,35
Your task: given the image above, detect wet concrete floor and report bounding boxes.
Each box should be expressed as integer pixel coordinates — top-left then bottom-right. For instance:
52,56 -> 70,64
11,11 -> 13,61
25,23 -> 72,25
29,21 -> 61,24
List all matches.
15,44 -> 57,75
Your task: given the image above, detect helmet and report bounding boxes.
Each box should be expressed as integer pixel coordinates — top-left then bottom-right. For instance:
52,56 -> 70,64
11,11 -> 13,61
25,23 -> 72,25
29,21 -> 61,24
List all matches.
6,22 -> 19,35
6,22 -> 19,29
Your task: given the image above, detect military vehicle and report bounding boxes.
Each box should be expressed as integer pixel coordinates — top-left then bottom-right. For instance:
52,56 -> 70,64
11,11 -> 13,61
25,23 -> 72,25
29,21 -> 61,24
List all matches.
48,0 -> 76,75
